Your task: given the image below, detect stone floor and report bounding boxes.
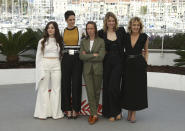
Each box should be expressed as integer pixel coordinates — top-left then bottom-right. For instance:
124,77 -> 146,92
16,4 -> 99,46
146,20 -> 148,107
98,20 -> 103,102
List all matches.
0,83 -> 185,131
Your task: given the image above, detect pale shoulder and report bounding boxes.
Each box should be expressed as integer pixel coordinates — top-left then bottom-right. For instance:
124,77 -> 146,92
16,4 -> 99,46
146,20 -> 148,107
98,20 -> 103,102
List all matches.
38,38 -> 44,44
37,38 -> 44,47
36,38 -> 44,51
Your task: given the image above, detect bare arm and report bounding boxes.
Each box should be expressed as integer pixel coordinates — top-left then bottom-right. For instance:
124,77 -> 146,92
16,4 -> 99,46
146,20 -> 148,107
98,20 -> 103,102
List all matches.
142,38 -> 149,63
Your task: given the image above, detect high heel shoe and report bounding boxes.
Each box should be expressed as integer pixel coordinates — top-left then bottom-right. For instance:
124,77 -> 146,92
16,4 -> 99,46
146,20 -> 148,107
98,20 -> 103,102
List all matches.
130,119 -> 136,123
72,111 -> 78,119
72,115 -> 78,119
127,117 -> 131,121
66,111 -> 72,119
109,117 -> 115,122
115,114 -> 122,120
130,117 -> 136,123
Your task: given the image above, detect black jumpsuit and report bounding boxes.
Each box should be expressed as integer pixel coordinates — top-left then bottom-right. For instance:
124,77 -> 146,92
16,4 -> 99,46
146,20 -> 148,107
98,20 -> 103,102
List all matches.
98,27 -> 126,118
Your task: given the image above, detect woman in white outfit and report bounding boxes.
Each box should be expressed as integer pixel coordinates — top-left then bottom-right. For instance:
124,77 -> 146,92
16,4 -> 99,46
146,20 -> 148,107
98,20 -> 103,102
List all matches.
34,21 -> 64,120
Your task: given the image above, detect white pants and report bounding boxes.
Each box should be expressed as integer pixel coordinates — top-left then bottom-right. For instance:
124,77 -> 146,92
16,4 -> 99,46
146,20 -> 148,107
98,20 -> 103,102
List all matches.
34,58 -> 64,119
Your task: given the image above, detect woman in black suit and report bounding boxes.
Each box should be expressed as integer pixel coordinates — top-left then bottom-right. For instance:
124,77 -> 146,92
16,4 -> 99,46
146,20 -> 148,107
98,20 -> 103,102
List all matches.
98,12 -> 126,121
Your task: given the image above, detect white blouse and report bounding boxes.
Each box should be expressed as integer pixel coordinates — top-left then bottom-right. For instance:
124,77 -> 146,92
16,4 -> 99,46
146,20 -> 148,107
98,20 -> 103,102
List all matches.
44,38 -> 60,57
90,40 -> 94,52
35,38 -> 60,91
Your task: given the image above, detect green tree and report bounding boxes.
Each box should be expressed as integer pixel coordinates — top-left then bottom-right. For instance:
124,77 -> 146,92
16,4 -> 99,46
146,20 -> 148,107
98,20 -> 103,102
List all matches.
149,33 -> 185,50
170,33 -> 185,49
174,50 -> 185,67
0,28 -> 42,63
149,36 -> 161,49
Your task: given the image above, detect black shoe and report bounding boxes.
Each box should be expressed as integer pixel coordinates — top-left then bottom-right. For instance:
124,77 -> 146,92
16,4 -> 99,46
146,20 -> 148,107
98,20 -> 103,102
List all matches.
65,111 -> 72,119
115,114 -> 122,120
72,110 -> 78,119
66,115 -> 72,119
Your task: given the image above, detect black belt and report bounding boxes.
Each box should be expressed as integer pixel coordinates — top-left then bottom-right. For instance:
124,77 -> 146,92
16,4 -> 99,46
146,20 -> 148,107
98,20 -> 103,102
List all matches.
126,54 -> 142,58
63,47 -> 80,50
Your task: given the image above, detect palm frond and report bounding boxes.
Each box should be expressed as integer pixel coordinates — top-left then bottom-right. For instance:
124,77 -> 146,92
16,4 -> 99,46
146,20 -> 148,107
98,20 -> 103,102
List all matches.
0,29 -> 43,63
0,32 -> 8,44
7,31 -> 13,41
175,62 -> 185,67
174,50 -> 185,67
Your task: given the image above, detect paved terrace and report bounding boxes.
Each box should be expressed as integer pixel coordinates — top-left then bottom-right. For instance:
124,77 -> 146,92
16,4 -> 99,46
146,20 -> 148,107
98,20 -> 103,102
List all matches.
0,83 -> 185,131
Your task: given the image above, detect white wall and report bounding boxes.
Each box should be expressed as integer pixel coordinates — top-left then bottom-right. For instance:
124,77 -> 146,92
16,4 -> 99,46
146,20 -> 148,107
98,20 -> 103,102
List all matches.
0,69 -> 185,91
0,69 -> 35,85
148,72 -> 185,91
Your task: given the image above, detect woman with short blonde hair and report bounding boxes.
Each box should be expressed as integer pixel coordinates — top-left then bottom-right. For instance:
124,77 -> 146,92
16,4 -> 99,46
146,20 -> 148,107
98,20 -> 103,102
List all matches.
121,16 -> 149,123
127,17 -> 144,33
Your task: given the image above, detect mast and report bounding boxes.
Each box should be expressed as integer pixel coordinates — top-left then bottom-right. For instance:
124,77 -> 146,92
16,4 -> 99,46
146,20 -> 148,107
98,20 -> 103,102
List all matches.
12,0 -> 14,19
5,0 -> 8,18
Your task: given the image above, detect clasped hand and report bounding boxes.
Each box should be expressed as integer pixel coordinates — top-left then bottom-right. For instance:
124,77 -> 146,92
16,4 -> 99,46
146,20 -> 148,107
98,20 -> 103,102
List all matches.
82,51 -> 98,56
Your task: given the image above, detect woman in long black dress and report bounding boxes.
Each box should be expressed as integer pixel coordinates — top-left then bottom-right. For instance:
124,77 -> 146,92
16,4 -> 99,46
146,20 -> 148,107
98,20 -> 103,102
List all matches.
98,12 -> 126,121
121,17 -> 149,123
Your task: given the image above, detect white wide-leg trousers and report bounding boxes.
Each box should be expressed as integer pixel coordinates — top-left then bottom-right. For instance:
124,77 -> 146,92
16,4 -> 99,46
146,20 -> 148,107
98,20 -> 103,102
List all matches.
34,58 -> 64,119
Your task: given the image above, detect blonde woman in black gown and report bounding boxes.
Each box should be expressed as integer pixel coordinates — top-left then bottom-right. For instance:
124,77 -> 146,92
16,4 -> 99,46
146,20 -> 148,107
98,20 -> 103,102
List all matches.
121,17 -> 149,123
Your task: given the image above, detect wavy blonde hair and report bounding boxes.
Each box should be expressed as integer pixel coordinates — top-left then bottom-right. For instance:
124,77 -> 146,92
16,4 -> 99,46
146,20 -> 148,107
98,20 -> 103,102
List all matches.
103,12 -> 118,32
127,17 -> 144,34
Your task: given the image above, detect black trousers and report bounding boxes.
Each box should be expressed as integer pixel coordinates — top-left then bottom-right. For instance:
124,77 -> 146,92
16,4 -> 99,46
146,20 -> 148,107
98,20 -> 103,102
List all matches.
102,54 -> 123,118
61,53 -> 82,112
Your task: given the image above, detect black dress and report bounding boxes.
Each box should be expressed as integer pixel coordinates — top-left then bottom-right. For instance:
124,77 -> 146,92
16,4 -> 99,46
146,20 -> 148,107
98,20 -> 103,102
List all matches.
121,33 -> 148,111
98,27 -> 126,118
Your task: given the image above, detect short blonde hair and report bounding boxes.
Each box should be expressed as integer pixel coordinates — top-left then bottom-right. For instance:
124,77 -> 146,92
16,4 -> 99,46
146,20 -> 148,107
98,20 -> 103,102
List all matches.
127,17 -> 144,34
103,12 -> 118,32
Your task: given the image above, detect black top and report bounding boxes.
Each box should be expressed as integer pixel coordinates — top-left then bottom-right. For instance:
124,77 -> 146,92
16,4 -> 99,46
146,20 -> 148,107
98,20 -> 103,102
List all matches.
125,33 -> 148,55
98,27 -> 126,55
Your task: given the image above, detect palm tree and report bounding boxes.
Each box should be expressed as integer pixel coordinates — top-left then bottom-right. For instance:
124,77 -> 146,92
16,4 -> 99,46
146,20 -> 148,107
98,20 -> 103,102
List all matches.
174,50 -> 185,67
0,28 -> 42,63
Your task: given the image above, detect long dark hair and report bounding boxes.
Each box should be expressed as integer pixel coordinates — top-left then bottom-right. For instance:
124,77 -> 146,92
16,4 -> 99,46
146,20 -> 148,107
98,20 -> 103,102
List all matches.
41,21 -> 63,58
85,21 -> 98,39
